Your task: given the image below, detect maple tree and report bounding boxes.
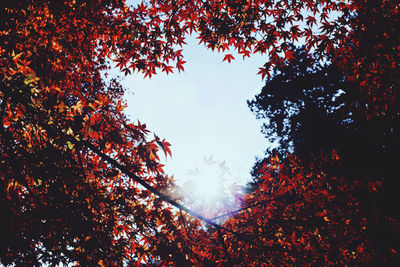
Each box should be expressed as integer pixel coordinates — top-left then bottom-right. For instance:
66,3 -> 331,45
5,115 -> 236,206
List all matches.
244,48 -> 399,265
202,153 -> 389,265
244,4 -> 400,265
0,1 -> 184,265
1,0 -> 399,265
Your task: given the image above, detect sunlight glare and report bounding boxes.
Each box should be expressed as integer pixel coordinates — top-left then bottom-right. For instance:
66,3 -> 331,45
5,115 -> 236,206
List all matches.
179,156 -> 243,219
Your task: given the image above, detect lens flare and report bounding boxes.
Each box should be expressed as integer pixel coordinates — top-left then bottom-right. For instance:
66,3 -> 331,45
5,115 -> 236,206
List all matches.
179,156 -> 244,219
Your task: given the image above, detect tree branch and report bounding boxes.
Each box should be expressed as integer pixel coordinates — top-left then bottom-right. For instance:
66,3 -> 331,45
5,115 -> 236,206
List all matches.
209,199 -> 271,221
81,139 -> 241,236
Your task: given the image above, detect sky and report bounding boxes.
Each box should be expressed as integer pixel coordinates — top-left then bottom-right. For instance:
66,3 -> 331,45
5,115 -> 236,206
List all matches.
121,36 -> 269,188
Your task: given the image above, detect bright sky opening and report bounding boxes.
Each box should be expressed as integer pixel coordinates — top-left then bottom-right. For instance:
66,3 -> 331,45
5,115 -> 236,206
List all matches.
122,36 -> 269,215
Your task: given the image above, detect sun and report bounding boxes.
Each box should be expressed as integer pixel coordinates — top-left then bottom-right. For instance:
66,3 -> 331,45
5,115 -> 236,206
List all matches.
179,155 -> 243,219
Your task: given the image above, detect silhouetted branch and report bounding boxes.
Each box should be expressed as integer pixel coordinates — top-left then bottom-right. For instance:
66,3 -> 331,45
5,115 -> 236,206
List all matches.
210,199 -> 271,221
81,138 -> 240,235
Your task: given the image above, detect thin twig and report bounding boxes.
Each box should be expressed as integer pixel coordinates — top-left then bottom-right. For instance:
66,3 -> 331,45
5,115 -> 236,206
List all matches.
209,199 -> 271,221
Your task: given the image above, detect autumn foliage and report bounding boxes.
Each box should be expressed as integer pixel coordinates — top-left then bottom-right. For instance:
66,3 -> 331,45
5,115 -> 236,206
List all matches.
0,0 -> 399,265
211,153 -> 386,265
